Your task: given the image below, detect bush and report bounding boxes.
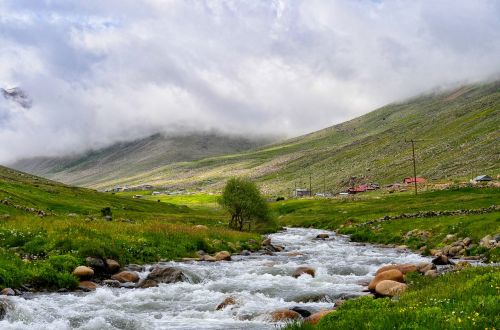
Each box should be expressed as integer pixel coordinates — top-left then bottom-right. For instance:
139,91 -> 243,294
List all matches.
218,177 -> 274,232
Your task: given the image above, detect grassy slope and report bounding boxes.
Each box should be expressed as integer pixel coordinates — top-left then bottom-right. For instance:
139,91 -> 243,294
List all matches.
0,166 -> 259,290
288,267 -> 500,330
11,132 -> 272,187
65,81 -> 500,193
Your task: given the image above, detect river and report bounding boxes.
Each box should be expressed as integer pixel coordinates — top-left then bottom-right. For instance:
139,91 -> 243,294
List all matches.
0,228 -> 429,329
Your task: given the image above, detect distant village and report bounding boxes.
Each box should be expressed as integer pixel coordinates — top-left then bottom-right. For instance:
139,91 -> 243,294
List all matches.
104,174 -> 495,200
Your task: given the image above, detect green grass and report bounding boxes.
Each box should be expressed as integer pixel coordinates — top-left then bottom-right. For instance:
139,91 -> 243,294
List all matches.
292,267 -> 500,330
0,166 -> 260,290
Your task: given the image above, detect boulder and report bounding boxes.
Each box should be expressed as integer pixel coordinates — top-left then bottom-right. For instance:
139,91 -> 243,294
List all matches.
375,280 -> 407,297
72,266 -> 94,279
86,257 -> 106,272
316,234 -> 329,239
290,306 -> 311,318
305,310 -> 335,325
102,280 -> 121,288
424,270 -> 438,278
216,296 -> 236,310
270,309 -> 302,322
0,300 -> 6,320
432,255 -> 453,265
480,235 -> 494,248
375,264 -> 417,275
214,251 -> 231,261
262,238 -> 272,246
462,237 -> 472,246
292,266 -> 316,278
448,246 -> 462,256
137,267 -> 188,288
124,264 -> 144,272
111,271 -> 140,283
200,255 -> 217,262
1,288 -> 15,296
105,259 -> 120,274
368,269 -> 404,291
416,262 -> 436,274
79,281 -> 98,291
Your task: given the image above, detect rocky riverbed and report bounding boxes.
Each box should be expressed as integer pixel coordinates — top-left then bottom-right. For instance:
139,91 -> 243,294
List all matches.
0,228 -> 430,329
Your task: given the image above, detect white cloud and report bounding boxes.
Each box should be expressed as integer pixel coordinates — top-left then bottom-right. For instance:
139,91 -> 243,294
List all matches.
0,0 -> 499,162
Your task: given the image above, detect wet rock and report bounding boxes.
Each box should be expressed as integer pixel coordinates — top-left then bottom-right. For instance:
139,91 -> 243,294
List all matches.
79,281 -> 98,291
1,288 -> 15,296
305,310 -> 335,325
375,264 -> 417,275
111,271 -> 140,283
86,257 -> 106,273
240,250 -> 251,256
375,280 -> 407,297
124,264 -> 144,272
72,266 -> 94,279
102,280 -> 121,288
216,296 -> 236,310
0,300 -> 8,320
432,255 -> 453,265
214,251 -> 231,261
290,306 -> 311,318
368,269 -> 404,291
137,267 -> 188,288
396,245 -> 408,251
316,234 -> 329,239
261,238 -> 272,246
270,309 -> 302,322
273,245 -> 285,252
105,259 -> 120,274
292,266 -> 315,278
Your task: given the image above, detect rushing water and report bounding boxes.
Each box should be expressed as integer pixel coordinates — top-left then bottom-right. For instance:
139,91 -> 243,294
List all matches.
0,228 -> 429,329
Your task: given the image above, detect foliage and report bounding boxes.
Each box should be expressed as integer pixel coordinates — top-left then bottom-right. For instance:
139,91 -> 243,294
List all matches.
219,177 -> 274,231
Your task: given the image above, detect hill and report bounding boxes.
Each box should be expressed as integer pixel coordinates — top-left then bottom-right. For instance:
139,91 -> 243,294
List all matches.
11,132 -> 272,188
83,81 -> 500,194
10,81 -> 500,193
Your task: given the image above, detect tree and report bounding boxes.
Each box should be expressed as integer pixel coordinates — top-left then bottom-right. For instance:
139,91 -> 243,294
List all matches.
218,177 -> 271,231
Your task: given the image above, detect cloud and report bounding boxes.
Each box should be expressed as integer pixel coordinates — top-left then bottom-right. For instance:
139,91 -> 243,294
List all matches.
1,0 -> 499,162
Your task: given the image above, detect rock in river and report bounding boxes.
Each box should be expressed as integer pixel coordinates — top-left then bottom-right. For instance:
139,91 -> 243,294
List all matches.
214,251 -> 231,261
137,267 -> 189,288
111,271 -> 139,283
270,309 -> 302,322
292,266 -> 315,278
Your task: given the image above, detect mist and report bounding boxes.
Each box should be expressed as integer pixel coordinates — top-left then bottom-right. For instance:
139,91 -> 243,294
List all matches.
1,0 -> 500,163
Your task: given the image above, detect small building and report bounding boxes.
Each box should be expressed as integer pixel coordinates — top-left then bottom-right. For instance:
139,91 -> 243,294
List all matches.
473,175 -> 493,182
403,177 -> 426,184
293,188 -> 311,197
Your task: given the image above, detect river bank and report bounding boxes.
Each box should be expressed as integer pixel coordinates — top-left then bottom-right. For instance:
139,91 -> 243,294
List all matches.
0,228 -> 431,329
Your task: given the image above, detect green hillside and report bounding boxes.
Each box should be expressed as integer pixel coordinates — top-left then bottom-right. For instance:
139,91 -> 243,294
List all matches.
11,132 -> 272,188
82,81 -> 499,194
0,165 -> 258,289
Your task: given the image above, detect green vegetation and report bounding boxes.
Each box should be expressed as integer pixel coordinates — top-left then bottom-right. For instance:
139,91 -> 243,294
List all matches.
0,166 -> 259,290
289,267 -> 500,330
219,177 -> 275,231
17,81 -> 498,194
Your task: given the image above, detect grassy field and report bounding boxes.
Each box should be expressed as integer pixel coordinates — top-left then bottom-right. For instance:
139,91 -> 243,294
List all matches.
0,166 -> 260,290
288,266 -> 500,330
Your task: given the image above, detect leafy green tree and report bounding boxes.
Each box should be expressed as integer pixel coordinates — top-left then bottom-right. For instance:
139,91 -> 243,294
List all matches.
219,177 -> 271,231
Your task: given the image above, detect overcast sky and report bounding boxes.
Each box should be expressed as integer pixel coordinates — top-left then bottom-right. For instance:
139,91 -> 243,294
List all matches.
1,0 -> 500,162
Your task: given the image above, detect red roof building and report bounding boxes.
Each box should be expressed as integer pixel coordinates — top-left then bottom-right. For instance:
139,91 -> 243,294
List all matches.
403,177 -> 426,184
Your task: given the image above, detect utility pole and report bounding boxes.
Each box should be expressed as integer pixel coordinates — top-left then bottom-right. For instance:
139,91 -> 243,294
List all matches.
309,174 -> 312,197
405,139 -> 424,195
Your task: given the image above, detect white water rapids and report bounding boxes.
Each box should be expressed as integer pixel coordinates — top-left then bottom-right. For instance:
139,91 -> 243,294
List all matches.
0,228 -> 429,329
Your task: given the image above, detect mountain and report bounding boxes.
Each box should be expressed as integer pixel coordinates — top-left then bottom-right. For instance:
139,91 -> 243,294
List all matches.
11,133 -> 273,188
11,81 -> 500,194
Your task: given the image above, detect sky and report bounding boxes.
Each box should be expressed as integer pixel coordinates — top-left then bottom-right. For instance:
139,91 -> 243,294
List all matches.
1,0 -> 500,162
